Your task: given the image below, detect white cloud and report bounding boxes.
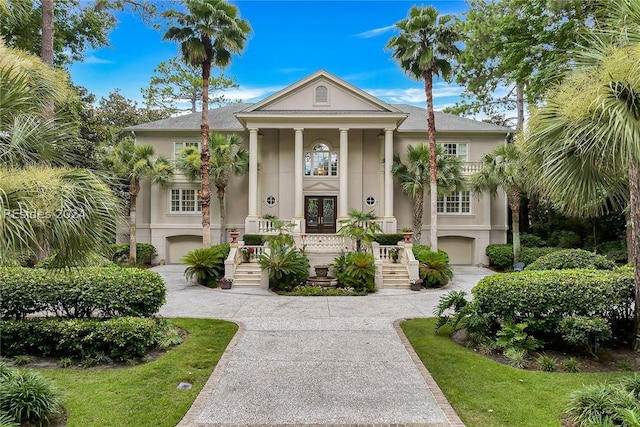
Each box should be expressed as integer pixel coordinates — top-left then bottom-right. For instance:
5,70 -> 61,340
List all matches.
354,25 -> 395,39
83,55 -> 114,65
365,83 -> 465,106
212,85 -> 285,103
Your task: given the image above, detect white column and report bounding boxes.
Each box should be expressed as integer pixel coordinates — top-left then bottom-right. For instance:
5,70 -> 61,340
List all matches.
248,128 -> 259,217
294,128 -> 304,219
339,128 -> 349,218
384,128 -> 394,218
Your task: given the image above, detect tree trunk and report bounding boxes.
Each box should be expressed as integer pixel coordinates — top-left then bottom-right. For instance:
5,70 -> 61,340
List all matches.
413,189 -> 424,244
515,83 -> 525,132
200,55 -> 212,247
218,186 -> 226,244
129,181 -> 139,265
628,164 -> 640,350
509,189 -> 521,264
41,0 -> 54,118
424,71 -> 438,252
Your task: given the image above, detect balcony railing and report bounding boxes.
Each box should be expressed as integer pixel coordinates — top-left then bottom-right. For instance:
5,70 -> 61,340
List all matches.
463,162 -> 482,174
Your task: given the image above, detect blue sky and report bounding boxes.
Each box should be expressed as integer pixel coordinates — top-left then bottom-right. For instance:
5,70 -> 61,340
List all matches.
69,1 -> 469,110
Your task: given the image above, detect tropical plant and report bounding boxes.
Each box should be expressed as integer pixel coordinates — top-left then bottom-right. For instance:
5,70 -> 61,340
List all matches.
0,369 -> 60,425
537,354 -> 556,372
177,132 -> 249,243
471,142 -> 527,263
564,381 -> 639,426
524,0 -> 640,347
182,245 -> 229,285
416,249 -> 453,287
387,5 -> 461,251
338,252 -> 376,293
495,322 -> 539,352
337,209 -> 382,252
392,144 -> 465,243
163,0 -> 251,247
104,138 -> 172,264
258,245 -> 309,292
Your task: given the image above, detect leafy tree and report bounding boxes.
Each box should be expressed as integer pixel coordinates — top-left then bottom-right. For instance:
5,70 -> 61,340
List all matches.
164,0 -> 251,247
392,144 -> 464,244
525,0 -> 640,347
142,56 -> 239,114
337,209 -> 382,252
471,143 -> 527,263
177,133 -> 248,244
387,5 -> 461,252
104,138 -> 172,265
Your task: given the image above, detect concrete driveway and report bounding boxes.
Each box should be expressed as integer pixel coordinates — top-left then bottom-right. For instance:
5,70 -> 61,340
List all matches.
154,265 -> 493,427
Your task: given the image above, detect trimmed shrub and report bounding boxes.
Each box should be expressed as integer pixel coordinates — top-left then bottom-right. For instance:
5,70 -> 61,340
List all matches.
243,234 -> 267,245
547,230 -> 581,248
519,233 -> 547,247
107,243 -> 157,264
485,244 -> 559,269
597,240 -> 629,264
0,267 -> 166,320
558,315 -> 612,355
0,317 -> 161,360
0,367 -> 60,425
372,234 -> 404,246
525,248 -> 616,271
472,269 -> 634,337
35,252 -> 115,269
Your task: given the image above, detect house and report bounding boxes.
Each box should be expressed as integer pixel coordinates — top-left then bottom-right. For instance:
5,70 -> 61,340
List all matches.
127,70 -> 510,267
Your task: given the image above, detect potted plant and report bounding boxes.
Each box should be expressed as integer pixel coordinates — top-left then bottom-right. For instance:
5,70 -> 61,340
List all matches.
410,278 -> 423,291
401,227 -> 414,243
240,246 -> 254,262
388,246 -> 401,263
219,276 -> 233,289
228,226 -> 239,244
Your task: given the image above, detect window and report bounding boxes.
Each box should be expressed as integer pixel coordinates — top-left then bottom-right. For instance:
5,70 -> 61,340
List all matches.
265,195 -> 277,207
440,143 -> 468,161
305,143 -> 338,176
365,196 -> 377,207
315,85 -> 328,104
170,189 -> 201,213
174,141 -> 200,159
437,191 -> 471,214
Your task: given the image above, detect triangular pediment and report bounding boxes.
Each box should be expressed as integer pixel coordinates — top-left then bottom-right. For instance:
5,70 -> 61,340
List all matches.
304,181 -> 338,192
242,70 -> 401,113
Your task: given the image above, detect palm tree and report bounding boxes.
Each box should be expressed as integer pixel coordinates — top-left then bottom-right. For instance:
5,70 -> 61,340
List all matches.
338,209 -> 383,252
392,144 -> 465,244
471,143 -> 527,264
177,132 -> 248,243
105,138 -> 172,265
163,0 -> 251,247
387,5 -> 461,251
525,0 -> 640,346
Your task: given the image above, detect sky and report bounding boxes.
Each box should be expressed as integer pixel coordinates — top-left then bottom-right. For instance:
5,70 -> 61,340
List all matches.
68,1 -> 469,111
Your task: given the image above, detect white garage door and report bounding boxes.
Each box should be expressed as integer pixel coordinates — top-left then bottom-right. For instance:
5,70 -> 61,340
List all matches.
438,237 -> 473,265
167,235 -> 203,264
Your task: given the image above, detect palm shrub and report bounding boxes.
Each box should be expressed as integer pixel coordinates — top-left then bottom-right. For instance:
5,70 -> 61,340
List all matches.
564,381 -> 640,427
332,252 -> 376,293
416,249 -> 453,287
182,244 -> 229,285
526,248 -> 616,271
258,245 -> 309,292
0,368 -> 60,425
338,209 -> 382,252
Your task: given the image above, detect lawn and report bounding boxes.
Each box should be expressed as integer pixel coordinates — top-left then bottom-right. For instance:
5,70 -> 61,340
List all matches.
401,318 -> 631,427
37,318 -> 237,427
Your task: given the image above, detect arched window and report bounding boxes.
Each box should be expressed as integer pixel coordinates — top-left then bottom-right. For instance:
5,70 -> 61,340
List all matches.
315,85 -> 328,104
305,143 -> 338,176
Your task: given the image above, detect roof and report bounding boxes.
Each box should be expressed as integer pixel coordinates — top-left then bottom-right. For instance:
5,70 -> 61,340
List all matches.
127,102 -> 512,134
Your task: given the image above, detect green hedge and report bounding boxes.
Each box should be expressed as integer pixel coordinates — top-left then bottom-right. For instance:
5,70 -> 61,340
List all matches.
372,234 -> 404,246
107,243 -> 157,264
35,252 -> 115,269
0,317 -> 161,360
243,234 -> 267,245
485,244 -> 560,269
0,267 -> 166,320
525,248 -> 616,271
472,269 -> 634,335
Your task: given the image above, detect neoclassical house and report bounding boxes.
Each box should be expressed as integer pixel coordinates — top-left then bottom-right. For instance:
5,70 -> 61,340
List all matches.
128,70 -> 510,267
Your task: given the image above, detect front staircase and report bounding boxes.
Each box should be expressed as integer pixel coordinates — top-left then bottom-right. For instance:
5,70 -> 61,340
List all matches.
381,262 -> 410,289
232,262 -> 263,287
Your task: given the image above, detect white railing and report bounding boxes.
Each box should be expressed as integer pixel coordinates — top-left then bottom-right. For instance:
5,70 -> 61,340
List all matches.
237,245 -> 267,263
378,245 -> 404,264
301,234 -> 346,252
257,218 -> 302,234
463,162 -> 482,174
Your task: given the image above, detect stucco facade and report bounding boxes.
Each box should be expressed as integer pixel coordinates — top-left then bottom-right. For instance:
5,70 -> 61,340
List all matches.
128,71 -> 510,265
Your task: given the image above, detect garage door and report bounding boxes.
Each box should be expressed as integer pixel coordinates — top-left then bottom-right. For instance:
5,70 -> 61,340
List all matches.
438,237 -> 473,265
167,235 -> 203,264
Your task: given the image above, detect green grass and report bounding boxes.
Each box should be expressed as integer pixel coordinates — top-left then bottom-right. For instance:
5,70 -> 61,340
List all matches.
36,318 -> 237,427
401,318 -> 629,427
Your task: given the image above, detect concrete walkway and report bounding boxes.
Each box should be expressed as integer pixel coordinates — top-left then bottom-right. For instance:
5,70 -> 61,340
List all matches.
155,265 -> 493,427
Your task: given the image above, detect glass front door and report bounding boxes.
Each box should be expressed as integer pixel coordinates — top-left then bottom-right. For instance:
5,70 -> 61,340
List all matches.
304,196 -> 337,234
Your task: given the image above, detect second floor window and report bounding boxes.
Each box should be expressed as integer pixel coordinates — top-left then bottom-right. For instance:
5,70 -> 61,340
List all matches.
305,143 -> 338,176
437,191 -> 471,214
170,188 -> 201,213
174,141 -> 200,159
440,143 -> 468,161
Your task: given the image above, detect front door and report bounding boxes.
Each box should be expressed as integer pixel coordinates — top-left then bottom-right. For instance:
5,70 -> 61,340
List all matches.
305,196 -> 336,234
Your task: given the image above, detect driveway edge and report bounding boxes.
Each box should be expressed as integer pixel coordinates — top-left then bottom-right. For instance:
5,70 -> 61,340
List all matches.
393,318 -> 466,427
177,320 -> 246,427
